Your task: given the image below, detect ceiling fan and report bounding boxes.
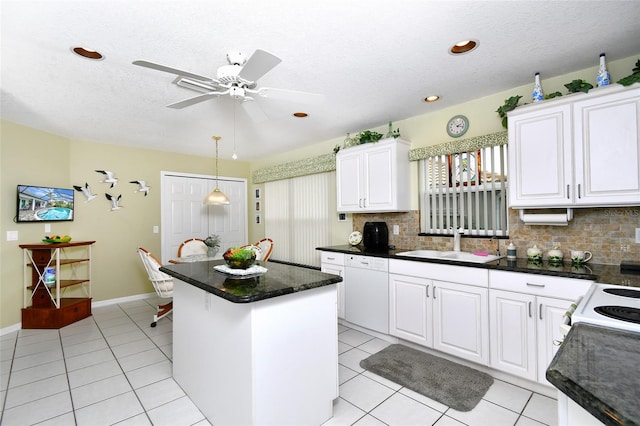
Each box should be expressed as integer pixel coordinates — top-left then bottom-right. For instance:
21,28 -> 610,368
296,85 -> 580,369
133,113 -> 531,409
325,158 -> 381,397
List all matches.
133,50 -> 319,111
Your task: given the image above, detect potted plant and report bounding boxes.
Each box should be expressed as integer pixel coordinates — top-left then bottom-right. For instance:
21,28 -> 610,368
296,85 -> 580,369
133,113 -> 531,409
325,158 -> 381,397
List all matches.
204,234 -> 221,257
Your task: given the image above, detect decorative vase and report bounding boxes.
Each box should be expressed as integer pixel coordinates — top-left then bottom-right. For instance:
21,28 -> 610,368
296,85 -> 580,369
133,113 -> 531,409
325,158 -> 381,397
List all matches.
596,53 -> 611,87
532,72 -> 544,102
384,121 -> 394,139
207,246 -> 219,257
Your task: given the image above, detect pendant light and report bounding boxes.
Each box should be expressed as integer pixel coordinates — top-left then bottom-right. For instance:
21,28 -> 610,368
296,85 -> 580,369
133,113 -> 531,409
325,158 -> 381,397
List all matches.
203,136 -> 230,205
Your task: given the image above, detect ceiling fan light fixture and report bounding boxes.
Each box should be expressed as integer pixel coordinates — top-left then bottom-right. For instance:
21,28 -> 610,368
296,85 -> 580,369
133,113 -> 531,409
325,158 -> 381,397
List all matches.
449,39 -> 478,55
292,112 -> 308,118
424,95 -> 440,102
204,136 -> 230,205
71,46 -> 104,60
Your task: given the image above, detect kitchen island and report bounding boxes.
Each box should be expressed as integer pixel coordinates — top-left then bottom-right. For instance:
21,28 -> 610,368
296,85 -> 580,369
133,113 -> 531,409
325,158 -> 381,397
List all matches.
160,259 -> 342,426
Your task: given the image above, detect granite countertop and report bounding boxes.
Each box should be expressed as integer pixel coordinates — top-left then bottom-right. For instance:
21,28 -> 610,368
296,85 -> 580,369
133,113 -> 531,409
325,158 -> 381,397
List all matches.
160,259 -> 342,303
317,245 -> 640,287
546,322 -> 640,425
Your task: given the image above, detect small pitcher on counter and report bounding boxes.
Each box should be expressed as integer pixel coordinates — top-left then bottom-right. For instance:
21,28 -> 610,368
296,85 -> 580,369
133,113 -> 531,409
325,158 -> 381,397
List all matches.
571,250 -> 593,265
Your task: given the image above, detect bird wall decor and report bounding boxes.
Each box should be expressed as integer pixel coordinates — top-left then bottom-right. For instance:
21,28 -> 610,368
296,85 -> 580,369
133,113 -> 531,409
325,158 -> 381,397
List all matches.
105,193 -> 123,211
130,180 -> 150,196
95,170 -> 118,187
73,182 -> 97,202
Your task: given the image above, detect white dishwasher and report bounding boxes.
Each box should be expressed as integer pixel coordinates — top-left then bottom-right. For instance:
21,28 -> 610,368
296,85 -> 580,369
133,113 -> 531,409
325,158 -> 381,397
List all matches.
344,254 -> 389,334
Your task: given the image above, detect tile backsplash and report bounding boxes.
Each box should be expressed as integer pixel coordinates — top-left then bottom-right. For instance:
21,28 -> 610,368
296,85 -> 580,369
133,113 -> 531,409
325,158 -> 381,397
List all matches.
353,207 -> 639,265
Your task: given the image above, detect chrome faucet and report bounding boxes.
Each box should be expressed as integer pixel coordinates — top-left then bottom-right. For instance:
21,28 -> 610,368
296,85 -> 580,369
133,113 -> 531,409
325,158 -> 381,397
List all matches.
453,227 -> 464,252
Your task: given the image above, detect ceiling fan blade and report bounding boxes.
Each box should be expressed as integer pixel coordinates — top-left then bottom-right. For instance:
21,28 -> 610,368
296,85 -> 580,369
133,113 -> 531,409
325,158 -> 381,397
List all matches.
133,60 -> 214,82
166,92 -> 223,109
238,50 -> 282,82
240,99 -> 269,123
257,87 -> 324,104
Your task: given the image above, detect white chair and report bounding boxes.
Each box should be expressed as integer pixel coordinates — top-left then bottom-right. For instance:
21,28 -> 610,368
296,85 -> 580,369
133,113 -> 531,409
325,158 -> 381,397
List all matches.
137,247 -> 173,327
177,238 -> 208,258
254,238 -> 274,261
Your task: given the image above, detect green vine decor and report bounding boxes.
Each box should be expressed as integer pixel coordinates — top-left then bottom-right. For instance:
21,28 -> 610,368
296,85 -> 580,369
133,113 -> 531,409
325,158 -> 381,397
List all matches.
617,59 -> 640,86
564,79 -> 593,94
356,130 -> 383,144
496,95 -> 522,129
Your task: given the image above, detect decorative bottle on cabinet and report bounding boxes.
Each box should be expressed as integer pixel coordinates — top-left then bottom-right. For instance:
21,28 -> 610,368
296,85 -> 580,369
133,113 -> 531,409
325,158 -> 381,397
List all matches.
596,53 -> 611,87
385,121 -> 394,139
532,72 -> 544,102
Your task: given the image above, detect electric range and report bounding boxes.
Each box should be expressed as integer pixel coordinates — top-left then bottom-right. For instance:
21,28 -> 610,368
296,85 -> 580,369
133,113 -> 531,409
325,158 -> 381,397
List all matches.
572,283 -> 640,333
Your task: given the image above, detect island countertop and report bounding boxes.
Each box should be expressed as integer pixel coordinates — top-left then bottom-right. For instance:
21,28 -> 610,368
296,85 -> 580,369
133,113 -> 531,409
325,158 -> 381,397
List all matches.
546,322 -> 640,425
160,259 -> 342,303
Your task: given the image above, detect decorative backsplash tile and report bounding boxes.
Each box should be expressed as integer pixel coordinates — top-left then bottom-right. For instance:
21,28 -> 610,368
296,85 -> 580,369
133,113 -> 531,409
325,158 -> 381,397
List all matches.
353,207 -> 639,265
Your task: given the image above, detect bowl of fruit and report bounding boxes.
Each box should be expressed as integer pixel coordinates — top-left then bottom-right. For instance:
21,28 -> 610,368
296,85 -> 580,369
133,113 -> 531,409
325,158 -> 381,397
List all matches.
43,235 -> 72,243
223,246 -> 257,269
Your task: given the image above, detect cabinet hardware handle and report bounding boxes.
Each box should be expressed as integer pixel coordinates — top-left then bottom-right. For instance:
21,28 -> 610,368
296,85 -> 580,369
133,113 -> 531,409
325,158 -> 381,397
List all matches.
327,256 -> 335,260
539,303 -> 543,320
426,285 -> 429,298
363,198 -> 367,207
528,301 -> 532,318
433,286 -> 437,300
526,282 -> 545,287
578,184 -> 581,199
567,184 -> 570,199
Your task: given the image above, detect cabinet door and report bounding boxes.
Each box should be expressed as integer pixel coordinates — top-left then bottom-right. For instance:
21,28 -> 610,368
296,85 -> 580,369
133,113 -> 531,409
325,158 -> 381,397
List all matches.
389,274 -> 432,347
489,289 -> 537,381
321,264 -> 345,319
537,296 -> 572,384
336,150 -> 364,212
508,103 -> 573,207
433,281 -> 489,365
574,88 -> 640,206
363,144 -> 395,211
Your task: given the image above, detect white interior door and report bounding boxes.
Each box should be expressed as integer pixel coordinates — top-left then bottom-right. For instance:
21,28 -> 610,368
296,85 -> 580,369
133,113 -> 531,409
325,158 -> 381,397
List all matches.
161,172 -> 247,264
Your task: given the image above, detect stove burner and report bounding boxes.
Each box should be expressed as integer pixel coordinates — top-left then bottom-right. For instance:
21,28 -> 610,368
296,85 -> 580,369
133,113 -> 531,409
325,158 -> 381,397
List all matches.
594,306 -> 640,325
603,288 -> 640,299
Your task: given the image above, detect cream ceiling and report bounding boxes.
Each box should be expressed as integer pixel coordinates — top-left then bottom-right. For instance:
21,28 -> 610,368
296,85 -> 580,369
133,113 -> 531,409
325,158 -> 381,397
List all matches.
1,1 -> 639,160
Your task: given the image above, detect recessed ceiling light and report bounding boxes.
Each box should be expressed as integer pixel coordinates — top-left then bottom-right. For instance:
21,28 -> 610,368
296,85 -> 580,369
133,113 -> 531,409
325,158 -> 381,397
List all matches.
292,112 -> 308,118
449,40 -> 478,55
71,46 -> 104,60
424,95 -> 440,102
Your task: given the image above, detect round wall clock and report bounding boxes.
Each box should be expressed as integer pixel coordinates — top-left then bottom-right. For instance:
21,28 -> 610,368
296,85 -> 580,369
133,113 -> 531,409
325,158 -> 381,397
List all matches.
446,115 -> 469,138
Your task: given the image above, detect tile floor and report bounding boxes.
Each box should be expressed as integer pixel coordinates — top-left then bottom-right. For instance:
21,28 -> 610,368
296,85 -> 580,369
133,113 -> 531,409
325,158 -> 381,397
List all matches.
0,297 -> 558,425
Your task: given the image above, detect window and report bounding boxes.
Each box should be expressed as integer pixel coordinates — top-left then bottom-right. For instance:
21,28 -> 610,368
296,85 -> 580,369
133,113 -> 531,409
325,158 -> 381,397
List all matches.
264,172 -> 333,267
419,145 -> 508,236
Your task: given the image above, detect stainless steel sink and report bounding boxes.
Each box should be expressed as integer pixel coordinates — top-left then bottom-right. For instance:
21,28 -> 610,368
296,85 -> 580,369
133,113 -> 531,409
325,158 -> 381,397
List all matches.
396,250 -> 503,264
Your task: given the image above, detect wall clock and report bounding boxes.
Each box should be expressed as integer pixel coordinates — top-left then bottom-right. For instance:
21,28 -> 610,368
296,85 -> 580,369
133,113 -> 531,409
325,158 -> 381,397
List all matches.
446,115 -> 469,138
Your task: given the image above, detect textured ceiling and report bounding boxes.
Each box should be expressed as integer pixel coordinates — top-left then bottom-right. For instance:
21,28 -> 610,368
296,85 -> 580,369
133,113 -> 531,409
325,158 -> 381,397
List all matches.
1,1 -> 639,160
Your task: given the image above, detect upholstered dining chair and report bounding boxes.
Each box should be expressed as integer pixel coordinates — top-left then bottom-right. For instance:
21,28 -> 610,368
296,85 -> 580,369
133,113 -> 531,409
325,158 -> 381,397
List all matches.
137,247 -> 173,327
177,237 -> 208,258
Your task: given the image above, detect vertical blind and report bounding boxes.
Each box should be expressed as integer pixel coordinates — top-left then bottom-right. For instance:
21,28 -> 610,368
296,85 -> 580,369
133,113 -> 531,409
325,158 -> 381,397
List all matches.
419,145 -> 509,236
265,172 -> 332,267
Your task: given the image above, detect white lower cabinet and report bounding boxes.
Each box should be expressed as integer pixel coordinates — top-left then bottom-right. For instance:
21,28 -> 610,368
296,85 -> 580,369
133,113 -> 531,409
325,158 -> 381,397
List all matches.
433,280 -> 489,365
489,270 -> 593,385
320,252 -> 345,319
389,260 -> 489,365
389,273 -> 432,347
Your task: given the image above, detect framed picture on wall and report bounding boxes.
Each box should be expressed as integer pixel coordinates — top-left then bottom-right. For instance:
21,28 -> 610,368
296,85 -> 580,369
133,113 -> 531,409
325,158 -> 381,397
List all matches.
255,214 -> 261,224
255,188 -> 261,199
448,150 -> 481,187
255,201 -> 261,212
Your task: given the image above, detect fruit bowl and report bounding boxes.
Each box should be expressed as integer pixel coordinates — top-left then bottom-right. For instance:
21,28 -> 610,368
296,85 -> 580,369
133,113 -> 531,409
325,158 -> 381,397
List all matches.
43,235 -> 72,243
223,247 -> 257,269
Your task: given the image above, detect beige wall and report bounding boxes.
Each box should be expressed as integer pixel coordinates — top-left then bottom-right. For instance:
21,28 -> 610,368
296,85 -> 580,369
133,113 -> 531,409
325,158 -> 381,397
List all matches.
1,121 -> 250,329
2,54 -> 638,330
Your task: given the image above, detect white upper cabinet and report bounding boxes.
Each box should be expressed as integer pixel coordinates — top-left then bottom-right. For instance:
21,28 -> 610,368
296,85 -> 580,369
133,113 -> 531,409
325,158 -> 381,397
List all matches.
336,138 -> 411,213
508,84 -> 640,208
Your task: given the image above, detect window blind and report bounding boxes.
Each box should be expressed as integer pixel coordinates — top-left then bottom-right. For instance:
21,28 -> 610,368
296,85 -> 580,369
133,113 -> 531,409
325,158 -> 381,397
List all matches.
265,172 -> 332,267
419,145 -> 508,237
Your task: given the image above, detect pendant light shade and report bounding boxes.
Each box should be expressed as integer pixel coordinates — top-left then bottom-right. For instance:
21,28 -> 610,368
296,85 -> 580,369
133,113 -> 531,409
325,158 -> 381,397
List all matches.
204,136 -> 230,205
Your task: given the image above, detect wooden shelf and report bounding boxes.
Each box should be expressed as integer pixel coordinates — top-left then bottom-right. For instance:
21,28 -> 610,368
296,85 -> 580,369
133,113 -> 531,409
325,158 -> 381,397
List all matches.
21,241 -> 95,329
